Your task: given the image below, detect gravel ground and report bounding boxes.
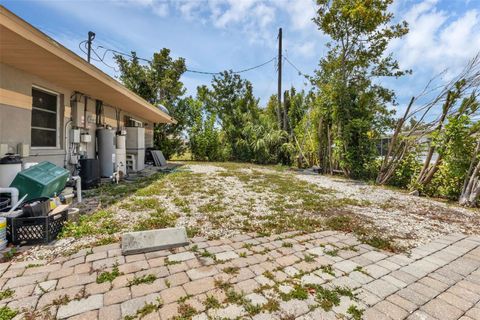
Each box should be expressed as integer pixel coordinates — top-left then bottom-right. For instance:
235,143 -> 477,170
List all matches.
12,163 -> 480,262
296,172 -> 480,246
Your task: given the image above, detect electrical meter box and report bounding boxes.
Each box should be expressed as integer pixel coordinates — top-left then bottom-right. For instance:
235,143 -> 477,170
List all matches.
71,100 -> 85,127
70,129 -> 81,143
81,133 -> 92,143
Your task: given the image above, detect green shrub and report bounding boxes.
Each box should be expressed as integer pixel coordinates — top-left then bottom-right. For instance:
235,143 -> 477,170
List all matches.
389,152 -> 422,188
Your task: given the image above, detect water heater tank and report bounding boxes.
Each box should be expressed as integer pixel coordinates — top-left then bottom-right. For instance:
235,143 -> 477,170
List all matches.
96,128 -> 115,177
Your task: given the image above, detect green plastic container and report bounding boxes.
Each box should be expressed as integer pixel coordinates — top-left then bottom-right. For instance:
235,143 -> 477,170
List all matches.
10,162 -> 69,202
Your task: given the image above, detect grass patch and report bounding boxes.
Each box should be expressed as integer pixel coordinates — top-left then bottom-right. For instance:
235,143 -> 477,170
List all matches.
325,215 -> 401,252
134,208 -> 178,231
61,210 -> 122,238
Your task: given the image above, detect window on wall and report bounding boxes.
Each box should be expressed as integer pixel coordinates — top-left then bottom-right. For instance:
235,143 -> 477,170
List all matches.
31,87 -> 59,148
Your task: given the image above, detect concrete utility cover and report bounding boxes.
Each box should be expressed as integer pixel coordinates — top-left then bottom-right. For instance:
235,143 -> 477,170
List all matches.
121,227 -> 189,255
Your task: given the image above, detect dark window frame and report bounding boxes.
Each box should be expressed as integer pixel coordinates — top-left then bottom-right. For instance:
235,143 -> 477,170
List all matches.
31,86 -> 60,148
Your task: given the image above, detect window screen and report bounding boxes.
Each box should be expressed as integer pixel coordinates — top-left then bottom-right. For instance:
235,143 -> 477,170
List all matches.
31,88 -> 58,147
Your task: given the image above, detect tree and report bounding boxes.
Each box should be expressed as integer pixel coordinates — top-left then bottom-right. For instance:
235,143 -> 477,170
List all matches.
201,71 -> 260,161
377,54 -> 480,186
184,94 -> 225,161
460,139 -> 480,207
115,49 -> 187,158
313,0 -> 409,178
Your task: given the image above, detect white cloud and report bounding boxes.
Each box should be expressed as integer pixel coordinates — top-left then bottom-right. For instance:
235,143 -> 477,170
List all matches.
152,2 -> 169,17
274,0 -> 316,30
178,1 -> 202,20
212,0 -> 257,28
294,41 -> 315,57
110,0 -> 170,17
392,0 -> 480,75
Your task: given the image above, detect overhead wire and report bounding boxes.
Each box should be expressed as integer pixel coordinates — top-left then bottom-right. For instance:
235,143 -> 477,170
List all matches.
78,38 -> 312,103
93,44 -> 276,75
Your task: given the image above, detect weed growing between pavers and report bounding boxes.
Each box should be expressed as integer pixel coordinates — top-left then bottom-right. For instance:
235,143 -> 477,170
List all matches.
127,274 -> 157,286
165,258 -> 181,266
203,295 -> 221,309
51,295 -> 70,306
347,305 -> 365,320
96,265 -> 122,284
303,253 -> 317,262
174,303 -> 197,320
222,266 -> 240,275
124,297 -> 163,320
0,306 -> 18,320
279,285 -> 309,301
310,285 -> 356,312
0,289 -> 14,301
353,266 -> 371,276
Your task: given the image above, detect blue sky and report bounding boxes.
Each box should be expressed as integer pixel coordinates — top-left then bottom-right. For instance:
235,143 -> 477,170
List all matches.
2,0 -> 480,115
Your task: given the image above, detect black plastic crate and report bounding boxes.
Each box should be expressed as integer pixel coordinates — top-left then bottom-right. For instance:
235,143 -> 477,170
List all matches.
6,210 -> 68,245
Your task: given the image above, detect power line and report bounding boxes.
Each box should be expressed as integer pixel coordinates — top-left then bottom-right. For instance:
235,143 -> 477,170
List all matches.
283,55 -> 305,77
90,43 -> 276,75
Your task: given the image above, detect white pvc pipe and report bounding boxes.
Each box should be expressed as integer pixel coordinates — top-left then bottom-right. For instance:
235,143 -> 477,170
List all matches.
71,176 -> 82,203
0,187 -> 19,207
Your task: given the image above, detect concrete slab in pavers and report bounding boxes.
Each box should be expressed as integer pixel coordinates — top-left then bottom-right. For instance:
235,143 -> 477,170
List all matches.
121,227 -> 189,255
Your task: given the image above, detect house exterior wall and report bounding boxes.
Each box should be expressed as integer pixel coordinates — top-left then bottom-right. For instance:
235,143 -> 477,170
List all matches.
0,62 -> 155,170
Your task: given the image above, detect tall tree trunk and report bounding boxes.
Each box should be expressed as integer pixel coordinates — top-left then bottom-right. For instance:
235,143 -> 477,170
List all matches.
459,140 -> 480,207
376,97 -> 415,184
327,124 -> 334,174
417,92 -> 452,185
283,91 -> 289,132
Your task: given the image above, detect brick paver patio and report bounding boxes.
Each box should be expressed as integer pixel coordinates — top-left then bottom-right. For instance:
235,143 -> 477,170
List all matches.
1,231 -> 479,319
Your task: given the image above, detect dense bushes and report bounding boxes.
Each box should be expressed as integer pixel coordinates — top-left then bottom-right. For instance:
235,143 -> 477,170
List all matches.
184,72 -> 304,165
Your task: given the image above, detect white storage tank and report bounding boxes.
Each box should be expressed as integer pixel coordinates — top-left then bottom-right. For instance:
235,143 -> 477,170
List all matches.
115,134 -> 127,177
0,155 -> 22,187
96,128 -> 115,177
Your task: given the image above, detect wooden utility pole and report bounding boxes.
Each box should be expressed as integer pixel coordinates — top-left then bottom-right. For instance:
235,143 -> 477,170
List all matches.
277,27 -> 283,128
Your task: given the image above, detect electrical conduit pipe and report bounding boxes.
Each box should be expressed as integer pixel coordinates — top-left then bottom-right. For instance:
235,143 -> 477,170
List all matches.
71,176 -> 82,203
